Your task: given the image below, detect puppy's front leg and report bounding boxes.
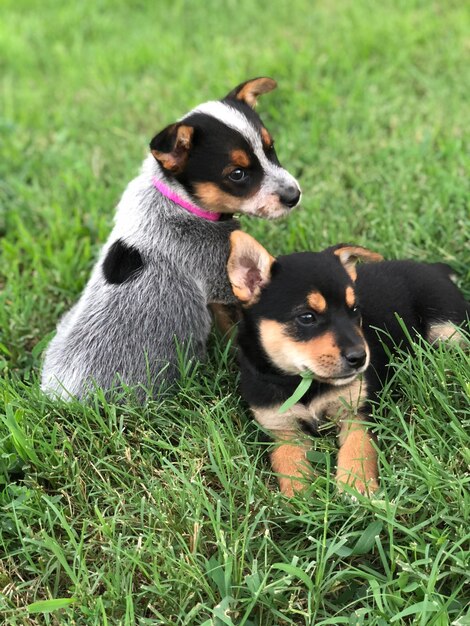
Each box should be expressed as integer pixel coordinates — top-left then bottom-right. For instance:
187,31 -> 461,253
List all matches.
270,429 -> 312,497
336,414 -> 378,495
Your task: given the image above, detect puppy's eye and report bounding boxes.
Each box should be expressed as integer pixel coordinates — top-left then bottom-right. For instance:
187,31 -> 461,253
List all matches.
228,168 -> 247,182
351,304 -> 361,316
296,312 -> 318,326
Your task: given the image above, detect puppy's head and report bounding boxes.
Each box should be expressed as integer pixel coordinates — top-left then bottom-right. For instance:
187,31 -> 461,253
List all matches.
228,232 -> 383,385
150,78 -> 301,218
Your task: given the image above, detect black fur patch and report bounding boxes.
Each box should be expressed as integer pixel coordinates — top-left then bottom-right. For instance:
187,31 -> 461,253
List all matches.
103,239 -> 144,284
175,112 -> 263,198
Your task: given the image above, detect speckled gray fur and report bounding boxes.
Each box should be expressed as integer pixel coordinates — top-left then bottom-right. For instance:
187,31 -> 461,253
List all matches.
41,156 -> 239,400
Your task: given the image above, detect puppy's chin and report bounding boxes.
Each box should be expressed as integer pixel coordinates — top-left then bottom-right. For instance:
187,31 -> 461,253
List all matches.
325,374 -> 360,387
239,203 -> 294,220
262,205 -> 294,220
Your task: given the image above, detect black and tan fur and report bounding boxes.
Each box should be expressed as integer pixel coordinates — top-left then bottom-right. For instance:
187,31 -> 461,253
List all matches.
227,231 -> 469,496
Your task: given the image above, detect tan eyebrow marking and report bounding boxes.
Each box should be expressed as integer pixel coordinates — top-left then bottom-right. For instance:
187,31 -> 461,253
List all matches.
345,286 -> 356,308
230,149 -> 251,168
261,127 -> 273,148
307,291 -> 327,314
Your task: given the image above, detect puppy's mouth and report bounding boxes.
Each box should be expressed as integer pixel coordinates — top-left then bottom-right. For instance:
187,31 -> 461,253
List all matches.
238,192 -> 302,220
299,367 -> 366,387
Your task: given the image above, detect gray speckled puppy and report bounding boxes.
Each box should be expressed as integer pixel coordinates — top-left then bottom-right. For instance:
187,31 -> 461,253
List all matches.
41,77 -> 301,400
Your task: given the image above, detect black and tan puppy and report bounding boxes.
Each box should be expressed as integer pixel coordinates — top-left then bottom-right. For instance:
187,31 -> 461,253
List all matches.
227,231 -> 469,496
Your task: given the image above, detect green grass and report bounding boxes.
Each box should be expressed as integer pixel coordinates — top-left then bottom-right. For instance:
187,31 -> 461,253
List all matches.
1,0 -> 469,623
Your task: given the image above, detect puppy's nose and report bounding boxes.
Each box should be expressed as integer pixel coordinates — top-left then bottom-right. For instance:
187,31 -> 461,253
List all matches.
280,186 -> 301,208
343,347 -> 367,369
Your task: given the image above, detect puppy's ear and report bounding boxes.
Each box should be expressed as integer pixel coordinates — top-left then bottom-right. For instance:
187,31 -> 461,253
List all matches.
333,245 -> 383,281
150,123 -> 194,174
224,77 -> 277,109
227,231 -> 275,304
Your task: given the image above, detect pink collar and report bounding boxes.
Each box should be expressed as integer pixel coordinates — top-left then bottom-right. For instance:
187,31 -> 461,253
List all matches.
153,177 -> 221,222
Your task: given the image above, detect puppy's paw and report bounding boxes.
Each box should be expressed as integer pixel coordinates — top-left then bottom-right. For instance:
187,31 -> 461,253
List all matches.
278,476 -> 307,498
336,465 -> 379,498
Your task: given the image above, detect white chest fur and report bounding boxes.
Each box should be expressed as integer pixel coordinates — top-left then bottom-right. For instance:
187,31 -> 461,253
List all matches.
252,377 -> 368,433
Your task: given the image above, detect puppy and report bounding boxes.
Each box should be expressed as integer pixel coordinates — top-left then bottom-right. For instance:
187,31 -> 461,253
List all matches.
227,231 -> 469,496
41,78 -> 301,400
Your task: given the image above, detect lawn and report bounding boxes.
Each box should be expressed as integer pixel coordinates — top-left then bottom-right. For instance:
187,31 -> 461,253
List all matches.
1,0 -> 469,624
